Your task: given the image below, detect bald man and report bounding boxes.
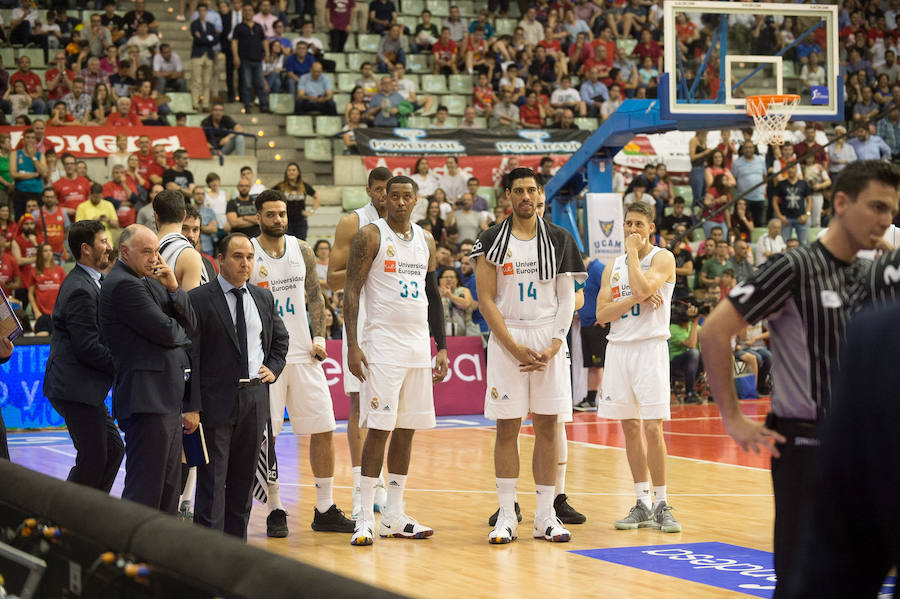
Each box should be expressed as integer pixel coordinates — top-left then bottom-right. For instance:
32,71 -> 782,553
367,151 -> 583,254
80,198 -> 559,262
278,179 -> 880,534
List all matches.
99,224 -> 200,513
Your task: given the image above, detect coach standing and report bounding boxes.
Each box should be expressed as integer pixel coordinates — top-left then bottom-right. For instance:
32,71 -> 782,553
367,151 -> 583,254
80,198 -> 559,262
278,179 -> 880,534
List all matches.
45,220 -> 123,493
100,224 -> 200,514
188,233 -> 288,539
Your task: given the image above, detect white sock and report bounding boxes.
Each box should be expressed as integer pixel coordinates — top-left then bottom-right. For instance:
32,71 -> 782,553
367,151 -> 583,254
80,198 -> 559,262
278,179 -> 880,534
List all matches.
267,481 -> 283,513
555,422 -> 568,496
378,472 -> 386,488
352,466 -> 361,493
385,472 -> 406,517
535,484 -> 555,519
359,475 -> 377,522
555,464 -> 567,497
496,477 -> 517,519
180,467 -> 197,503
653,485 -> 667,506
314,477 -> 333,513
635,481 -> 652,509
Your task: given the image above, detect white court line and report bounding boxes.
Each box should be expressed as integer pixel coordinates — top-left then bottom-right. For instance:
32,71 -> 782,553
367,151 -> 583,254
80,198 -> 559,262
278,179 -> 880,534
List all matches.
562,414 -> 766,425
561,437 -> 771,472
39,446 -> 127,474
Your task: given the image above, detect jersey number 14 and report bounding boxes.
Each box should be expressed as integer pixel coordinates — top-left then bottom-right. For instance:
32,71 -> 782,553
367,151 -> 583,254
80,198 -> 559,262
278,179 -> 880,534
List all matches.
275,297 -> 296,317
518,282 -> 537,302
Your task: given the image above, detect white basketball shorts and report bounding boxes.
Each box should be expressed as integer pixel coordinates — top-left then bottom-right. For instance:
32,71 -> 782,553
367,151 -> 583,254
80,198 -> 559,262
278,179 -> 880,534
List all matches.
269,362 -> 336,436
597,340 -> 671,421
360,363 -> 436,431
484,323 -> 570,421
341,335 -> 361,395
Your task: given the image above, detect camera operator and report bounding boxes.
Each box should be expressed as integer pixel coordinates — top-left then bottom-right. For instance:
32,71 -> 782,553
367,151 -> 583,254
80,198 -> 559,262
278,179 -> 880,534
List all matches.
664,226 -> 693,300
669,298 -> 702,404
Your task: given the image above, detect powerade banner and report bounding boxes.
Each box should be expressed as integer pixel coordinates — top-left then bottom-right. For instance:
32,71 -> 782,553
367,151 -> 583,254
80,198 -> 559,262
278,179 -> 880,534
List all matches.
363,155 -> 571,191
0,126 -> 213,158
0,337 -> 486,429
585,193 -> 625,266
354,127 -> 590,156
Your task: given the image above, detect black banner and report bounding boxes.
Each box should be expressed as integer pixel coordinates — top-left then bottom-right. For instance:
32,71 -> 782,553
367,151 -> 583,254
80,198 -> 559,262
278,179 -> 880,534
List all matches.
354,127 -> 591,156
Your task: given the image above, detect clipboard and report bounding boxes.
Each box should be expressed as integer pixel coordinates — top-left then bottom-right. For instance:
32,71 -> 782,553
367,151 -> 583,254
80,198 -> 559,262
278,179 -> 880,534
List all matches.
0,293 -> 24,342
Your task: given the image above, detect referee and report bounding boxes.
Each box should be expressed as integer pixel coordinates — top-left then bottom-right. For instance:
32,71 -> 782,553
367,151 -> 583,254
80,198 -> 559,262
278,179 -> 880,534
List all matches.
699,160 -> 900,599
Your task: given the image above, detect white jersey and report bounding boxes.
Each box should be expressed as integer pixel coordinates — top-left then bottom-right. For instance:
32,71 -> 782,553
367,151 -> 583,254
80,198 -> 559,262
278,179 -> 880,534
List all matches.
342,202 -> 381,339
362,219 -> 431,367
494,234 -> 560,325
250,236 -> 313,364
607,246 -> 674,343
159,232 -> 209,285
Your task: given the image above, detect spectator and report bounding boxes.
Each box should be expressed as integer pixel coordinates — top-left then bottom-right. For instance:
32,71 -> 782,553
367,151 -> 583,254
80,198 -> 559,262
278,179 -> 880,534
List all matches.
233,3 -> 269,114
392,62 -> 434,114
123,0 -> 159,37
369,0 -> 397,34
699,239 -> 733,289
773,166 -> 812,246
60,77 -> 92,125
0,234 -> 22,304
799,51 -> 826,90
127,22 -> 160,66
27,243 -> 63,335
412,9 -> 438,53
440,156 -> 469,204
802,153 -> 830,228
9,56 -> 47,115
9,0 -> 47,50
204,172 -> 228,232
274,162 -> 318,240
438,266 -> 477,336
451,192 -> 482,241
326,0 -> 354,52
465,25 -> 493,80
190,186 -> 219,256
664,226 -> 693,301
550,76 -> 587,118
705,149 -> 736,192
410,157 -> 441,206
853,85 -> 879,124
48,100 -> 80,127
730,198 -> 755,243
226,178 -> 260,236
432,27 -> 458,75
471,72 -> 496,118
877,106 -> 900,160
466,177 -> 489,212
101,0 -> 127,45
0,135 -> 10,209
109,60 -> 135,100
498,64 -> 526,105
518,6 -> 543,46
292,21 -> 323,56
103,165 -> 140,228
9,130 -> 46,220
4,80 -> 32,121
827,125 -> 857,180
366,76 -> 404,127
76,183 -> 119,235
46,52 -> 74,103
431,105 -> 451,128
731,140 -> 768,226
105,133 -> 133,176
313,239 -> 330,293
660,197 -> 692,236
623,176 -> 655,218
130,79 -> 165,125
580,66 -> 608,118
90,83 -> 115,124
79,57 -> 109,98
162,149 -> 195,196
33,188 -> 70,260
441,5 -> 467,44
459,106 -> 479,129
190,5 -> 219,112
238,166 -> 266,197
105,97 -> 141,126
295,61 -> 336,115
284,41 -> 315,96
794,124 -> 828,166
491,90 -> 520,128
202,103 -> 246,156
340,106 -> 367,154
668,299 -> 701,404
86,13 -> 112,59
376,23 -> 406,74
418,199 -> 446,242
354,61 -> 379,101
730,239 -> 754,283
12,213 -> 38,283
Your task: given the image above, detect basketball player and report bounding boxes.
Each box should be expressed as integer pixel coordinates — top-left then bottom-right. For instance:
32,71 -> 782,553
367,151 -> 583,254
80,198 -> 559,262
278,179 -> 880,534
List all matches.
344,176 -> 449,546
327,167 -> 391,517
251,190 -> 355,537
594,202 -> 680,533
700,160 -> 900,598
485,193 -> 587,528
154,188 -> 206,522
472,168 -> 586,544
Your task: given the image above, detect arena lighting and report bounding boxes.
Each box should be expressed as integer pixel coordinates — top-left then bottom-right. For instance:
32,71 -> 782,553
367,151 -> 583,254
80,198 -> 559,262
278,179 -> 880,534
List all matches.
258,131 -> 264,136
275,154 -> 282,160
268,141 -> 275,148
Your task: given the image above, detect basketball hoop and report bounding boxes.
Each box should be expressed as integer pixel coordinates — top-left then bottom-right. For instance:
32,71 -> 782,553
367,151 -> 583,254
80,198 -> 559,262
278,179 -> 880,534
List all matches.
746,94 -> 801,146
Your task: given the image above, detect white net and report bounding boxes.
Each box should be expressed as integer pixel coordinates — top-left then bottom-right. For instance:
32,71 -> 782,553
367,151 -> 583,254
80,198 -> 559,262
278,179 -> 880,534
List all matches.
746,95 -> 801,146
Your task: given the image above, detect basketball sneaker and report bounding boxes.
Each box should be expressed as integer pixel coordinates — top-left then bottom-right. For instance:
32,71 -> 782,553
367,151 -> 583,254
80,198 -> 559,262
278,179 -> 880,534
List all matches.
533,514 -> 571,542
374,477 -> 387,513
311,505 -> 356,533
553,494 -> 586,524
614,502 -> 653,530
488,512 -> 518,544
649,501 -> 682,533
350,518 -> 375,546
266,508 -> 289,538
487,502 -> 522,526
379,511 -> 434,539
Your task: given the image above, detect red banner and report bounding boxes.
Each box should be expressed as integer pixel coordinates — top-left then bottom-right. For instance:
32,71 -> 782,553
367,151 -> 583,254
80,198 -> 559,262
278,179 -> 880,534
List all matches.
323,336 -> 486,419
0,126 -> 212,158
363,155 -> 570,191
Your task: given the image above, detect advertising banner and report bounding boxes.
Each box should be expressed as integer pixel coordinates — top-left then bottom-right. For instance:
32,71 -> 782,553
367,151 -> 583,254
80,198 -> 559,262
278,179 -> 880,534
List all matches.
363,155 -> 570,191
585,193 -> 625,266
355,127 -> 590,156
0,126 -> 212,158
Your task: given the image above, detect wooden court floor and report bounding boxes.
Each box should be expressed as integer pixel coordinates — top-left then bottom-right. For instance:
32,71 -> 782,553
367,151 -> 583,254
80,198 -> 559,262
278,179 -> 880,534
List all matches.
10,400 -> 776,598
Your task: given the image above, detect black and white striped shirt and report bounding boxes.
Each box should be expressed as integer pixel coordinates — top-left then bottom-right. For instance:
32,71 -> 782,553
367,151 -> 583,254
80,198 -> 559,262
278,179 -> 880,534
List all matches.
727,241 -> 870,421
862,248 -> 900,307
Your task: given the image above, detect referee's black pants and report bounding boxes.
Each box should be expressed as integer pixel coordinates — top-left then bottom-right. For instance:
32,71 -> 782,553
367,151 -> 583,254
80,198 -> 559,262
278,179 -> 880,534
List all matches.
0,411 -> 8,460
767,414 -> 819,599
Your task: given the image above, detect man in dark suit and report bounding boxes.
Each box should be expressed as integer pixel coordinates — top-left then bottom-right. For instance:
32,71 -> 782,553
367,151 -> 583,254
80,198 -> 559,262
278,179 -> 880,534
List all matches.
189,232 -> 288,539
0,337 -> 13,460
44,220 -> 123,493
99,224 -> 200,514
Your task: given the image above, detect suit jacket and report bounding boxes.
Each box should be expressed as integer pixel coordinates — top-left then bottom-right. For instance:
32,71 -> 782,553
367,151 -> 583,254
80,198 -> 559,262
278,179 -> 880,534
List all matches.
44,265 -> 114,405
191,19 -> 217,59
99,260 -> 200,421
188,279 -> 288,428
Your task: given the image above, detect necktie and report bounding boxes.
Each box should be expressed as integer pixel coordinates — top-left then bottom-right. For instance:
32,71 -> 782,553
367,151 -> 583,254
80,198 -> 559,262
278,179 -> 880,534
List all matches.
98,273 -> 104,285
230,287 -> 249,379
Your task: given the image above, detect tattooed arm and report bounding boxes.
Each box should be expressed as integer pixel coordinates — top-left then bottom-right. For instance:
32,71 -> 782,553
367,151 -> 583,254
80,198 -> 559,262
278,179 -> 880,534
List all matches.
299,238 -> 327,359
344,224 -> 380,381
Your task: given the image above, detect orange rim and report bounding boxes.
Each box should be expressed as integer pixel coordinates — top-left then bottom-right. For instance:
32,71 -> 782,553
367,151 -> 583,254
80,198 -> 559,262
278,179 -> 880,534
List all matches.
745,94 -> 801,117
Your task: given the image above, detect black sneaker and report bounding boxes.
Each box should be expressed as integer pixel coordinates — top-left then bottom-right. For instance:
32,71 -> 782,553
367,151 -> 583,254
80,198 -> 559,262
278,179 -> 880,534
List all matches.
266,508 -> 289,538
683,392 -> 703,405
488,502 -> 522,526
574,399 -> 596,412
554,494 -> 587,524
311,504 -> 356,533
